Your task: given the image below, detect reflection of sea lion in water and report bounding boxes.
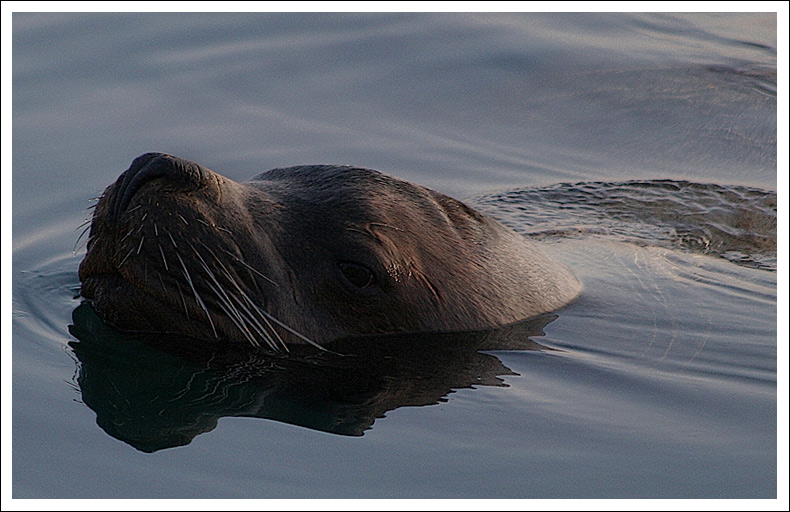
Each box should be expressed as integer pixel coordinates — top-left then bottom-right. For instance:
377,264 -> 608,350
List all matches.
79,153 -> 581,350
68,303 -> 557,448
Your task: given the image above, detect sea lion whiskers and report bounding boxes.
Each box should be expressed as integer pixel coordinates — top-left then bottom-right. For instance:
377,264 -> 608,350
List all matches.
190,244 -> 279,351
191,244 -> 281,351
119,227 -> 135,244
167,231 -> 178,249
117,247 -> 135,269
76,233 -> 100,255
238,291 -> 324,349
157,272 -> 167,296
73,223 -> 92,254
223,287 -> 285,352
204,280 -> 264,349
135,215 -> 147,234
193,243 -> 291,352
219,247 -> 277,287
157,242 -> 169,271
173,248 -> 218,339
77,217 -> 92,230
175,281 -> 189,320
208,263 -> 286,351
218,266 -> 290,351
198,244 -> 322,350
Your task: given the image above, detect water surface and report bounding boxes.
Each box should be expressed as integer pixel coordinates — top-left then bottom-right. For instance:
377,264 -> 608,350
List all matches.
11,12 -> 778,499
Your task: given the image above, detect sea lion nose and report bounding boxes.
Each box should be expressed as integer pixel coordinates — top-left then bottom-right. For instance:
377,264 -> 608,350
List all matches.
110,153 -> 214,222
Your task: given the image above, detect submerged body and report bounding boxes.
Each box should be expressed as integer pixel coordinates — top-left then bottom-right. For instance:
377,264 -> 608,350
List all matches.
79,153 -> 581,350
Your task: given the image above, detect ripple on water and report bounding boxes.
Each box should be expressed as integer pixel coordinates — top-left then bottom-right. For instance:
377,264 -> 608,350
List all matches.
473,179 -> 777,271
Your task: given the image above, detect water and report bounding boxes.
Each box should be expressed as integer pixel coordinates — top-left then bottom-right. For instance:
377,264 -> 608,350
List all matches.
10,12 -> 779,499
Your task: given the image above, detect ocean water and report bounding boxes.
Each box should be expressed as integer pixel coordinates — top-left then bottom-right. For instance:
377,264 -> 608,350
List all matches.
10,12 -> 779,499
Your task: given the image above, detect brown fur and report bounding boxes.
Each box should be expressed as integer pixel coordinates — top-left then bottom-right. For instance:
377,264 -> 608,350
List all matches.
79,153 -> 581,349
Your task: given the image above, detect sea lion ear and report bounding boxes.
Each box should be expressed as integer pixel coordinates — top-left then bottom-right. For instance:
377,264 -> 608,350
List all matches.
427,190 -> 489,242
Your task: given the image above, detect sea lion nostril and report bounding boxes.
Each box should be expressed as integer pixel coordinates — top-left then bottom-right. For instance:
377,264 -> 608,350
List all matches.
111,153 -> 212,222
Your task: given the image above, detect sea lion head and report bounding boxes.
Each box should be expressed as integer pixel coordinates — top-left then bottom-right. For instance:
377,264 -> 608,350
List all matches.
79,153 -> 580,350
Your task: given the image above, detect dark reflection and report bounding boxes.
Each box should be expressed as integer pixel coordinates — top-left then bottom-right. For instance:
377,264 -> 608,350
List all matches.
68,303 -> 556,452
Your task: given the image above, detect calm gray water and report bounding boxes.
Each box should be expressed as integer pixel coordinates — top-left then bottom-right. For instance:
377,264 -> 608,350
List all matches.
11,12 -> 777,499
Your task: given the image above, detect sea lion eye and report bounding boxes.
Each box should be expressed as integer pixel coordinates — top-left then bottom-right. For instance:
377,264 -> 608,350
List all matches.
339,262 -> 376,289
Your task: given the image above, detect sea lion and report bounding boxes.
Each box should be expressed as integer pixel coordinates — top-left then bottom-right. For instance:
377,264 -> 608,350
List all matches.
79,153 -> 581,351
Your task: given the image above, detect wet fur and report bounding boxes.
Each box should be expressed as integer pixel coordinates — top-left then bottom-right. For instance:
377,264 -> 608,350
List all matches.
79,154 -> 581,351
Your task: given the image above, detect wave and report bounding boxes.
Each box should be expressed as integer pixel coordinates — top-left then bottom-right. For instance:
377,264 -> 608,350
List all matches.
472,179 -> 777,271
